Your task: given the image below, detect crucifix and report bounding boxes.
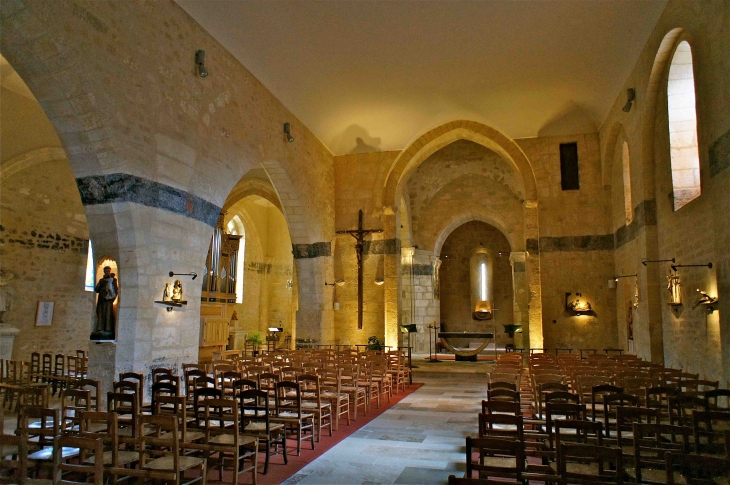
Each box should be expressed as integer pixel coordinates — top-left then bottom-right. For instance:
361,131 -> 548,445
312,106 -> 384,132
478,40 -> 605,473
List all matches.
336,210 -> 383,329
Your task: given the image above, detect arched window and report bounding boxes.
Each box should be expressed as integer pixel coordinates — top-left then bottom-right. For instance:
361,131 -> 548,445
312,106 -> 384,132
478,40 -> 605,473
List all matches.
668,40 -> 701,210
84,240 -> 95,291
622,142 -> 633,224
227,216 -> 246,304
470,250 -> 494,319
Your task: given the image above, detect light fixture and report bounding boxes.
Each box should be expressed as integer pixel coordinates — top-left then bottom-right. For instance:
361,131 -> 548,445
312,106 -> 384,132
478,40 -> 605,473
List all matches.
622,88 -> 635,112
374,278 -> 385,285
565,292 -> 592,314
283,122 -> 294,143
671,262 -> 713,272
169,271 -> 197,280
693,288 -> 718,313
613,274 -> 637,282
325,279 -> 345,287
195,50 -> 208,78
642,258 -> 675,266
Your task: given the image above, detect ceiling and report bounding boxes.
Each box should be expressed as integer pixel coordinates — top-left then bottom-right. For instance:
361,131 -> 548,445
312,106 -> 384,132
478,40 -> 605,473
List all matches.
178,1 -> 667,156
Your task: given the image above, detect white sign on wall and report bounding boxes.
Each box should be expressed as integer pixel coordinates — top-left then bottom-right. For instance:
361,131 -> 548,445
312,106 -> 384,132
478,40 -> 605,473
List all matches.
36,301 -> 54,326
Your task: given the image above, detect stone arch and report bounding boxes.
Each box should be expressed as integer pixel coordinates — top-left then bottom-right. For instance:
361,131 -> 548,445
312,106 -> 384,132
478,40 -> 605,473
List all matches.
433,211 -> 518,257
261,160 -> 315,245
602,122 -> 630,189
379,121 -> 537,211
0,147 -> 68,179
222,176 -> 283,213
640,28 -> 687,201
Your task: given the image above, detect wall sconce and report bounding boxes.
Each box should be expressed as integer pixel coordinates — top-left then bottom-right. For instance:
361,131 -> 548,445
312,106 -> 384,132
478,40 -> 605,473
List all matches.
693,289 -> 718,313
283,122 -> 295,143
195,50 -> 208,78
565,292 -> 593,314
622,88 -> 635,112
642,258 -> 675,266
671,262 -> 713,272
325,279 -> 345,287
374,278 -> 385,286
169,271 -> 197,280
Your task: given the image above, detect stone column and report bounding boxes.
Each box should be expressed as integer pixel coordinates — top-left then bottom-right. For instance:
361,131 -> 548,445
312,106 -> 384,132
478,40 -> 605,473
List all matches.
409,248 -> 439,353
294,254 -> 334,344
510,252 -> 529,350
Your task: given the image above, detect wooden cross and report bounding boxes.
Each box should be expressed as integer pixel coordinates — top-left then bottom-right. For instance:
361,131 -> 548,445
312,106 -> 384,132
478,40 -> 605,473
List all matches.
336,210 -> 383,329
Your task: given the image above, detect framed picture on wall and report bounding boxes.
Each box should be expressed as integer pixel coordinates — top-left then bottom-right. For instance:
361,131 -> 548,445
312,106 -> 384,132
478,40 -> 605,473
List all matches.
36,301 -> 54,326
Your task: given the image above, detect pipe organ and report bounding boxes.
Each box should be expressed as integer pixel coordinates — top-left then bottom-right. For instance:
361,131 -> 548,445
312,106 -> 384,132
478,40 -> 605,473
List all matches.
200,214 -> 241,361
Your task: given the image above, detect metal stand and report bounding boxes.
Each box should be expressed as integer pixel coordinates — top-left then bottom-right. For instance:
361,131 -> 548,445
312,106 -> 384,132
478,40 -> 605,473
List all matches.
426,324 -> 442,363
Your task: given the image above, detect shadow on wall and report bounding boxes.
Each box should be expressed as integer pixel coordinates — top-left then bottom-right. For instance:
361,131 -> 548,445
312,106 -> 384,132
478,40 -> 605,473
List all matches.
331,124 -> 382,154
537,101 -> 598,137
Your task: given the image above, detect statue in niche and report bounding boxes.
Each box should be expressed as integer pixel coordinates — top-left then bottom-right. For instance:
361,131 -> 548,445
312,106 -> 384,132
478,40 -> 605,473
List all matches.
162,283 -> 172,302
172,280 -> 183,302
91,266 -> 117,340
667,271 -> 681,304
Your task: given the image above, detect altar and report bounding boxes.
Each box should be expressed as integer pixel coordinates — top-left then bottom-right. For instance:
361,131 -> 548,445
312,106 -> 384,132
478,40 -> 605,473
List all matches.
438,331 -> 494,361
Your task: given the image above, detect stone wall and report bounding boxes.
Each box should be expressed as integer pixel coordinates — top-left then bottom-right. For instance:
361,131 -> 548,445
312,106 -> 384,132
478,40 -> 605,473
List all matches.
598,0 -> 730,380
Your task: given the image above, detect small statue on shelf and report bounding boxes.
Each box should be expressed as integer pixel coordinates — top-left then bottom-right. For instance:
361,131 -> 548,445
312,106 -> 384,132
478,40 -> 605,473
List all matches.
692,289 -> 718,310
667,271 -> 681,304
162,282 -> 172,302
172,280 -> 183,302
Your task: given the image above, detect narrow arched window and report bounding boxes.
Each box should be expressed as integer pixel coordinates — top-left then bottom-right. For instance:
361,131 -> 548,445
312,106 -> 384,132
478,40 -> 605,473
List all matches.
668,41 -> 701,210
227,216 -> 246,304
84,240 -> 95,291
480,262 -> 487,301
622,142 -> 633,224
470,251 -> 494,319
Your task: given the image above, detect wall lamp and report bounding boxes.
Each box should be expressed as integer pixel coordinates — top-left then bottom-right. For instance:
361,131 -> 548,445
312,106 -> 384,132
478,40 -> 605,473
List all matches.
283,122 -> 295,143
325,280 -> 345,287
613,274 -> 637,281
169,271 -> 197,280
693,288 -> 719,313
195,50 -> 208,78
670,262 -> 712,272
642,258 -> 675,266
622,88 -> 636,112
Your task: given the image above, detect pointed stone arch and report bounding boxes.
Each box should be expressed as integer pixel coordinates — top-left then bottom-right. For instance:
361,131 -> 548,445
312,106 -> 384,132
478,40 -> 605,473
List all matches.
433,210 -> 518,257
379,121 -> 537,212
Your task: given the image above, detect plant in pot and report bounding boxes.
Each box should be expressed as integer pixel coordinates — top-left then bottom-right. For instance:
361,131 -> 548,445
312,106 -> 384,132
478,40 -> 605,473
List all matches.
365,335 -> 384,351
246,331 -> 265,355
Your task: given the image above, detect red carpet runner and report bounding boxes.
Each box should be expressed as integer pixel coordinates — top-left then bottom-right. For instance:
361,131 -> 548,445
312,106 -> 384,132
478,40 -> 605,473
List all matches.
208,382 -> 424,485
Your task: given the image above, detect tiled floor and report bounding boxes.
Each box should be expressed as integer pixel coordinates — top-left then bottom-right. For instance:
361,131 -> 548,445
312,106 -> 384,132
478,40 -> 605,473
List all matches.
282,368 -> 489,485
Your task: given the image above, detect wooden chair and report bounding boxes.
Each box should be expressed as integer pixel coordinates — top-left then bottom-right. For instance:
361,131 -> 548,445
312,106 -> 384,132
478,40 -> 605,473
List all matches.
239,388 -> 287,474
60,388 -> 91,434
557,442 -> 624,484
665,452 -> 730,484
111,414 -> 207,484
615,406 -> 661,455
590,384 -> 623,423
1,404 -> 27,484
55,435 -> 105,485
478,413 -> 524,442
79,411 -> 140,475
187,398 -> 257,485
118,372 -> 144,409
692,410 -> 730,455
340,364 -> 367,420
448,475 -> 520,485
486,388 -> 520,403
668,394 -> 705,427
273,381 -> 315,456
629,422 -> 690,484
481,400 -> 521,417
603,392 -> 640,438
320,367 -> 350,431
19,407 -> 78,478
705,389 -> 730,411
70,378 -> 100,412
107,391 -> 139,439
465,436 -> 525,482
154,395 -> 205,448
297,374 -> 332,442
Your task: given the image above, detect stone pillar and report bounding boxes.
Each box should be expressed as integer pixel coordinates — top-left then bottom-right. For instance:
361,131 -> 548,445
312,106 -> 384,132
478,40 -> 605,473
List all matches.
295,255 -> 334,344
510,252 -> 529,350
382,213 -> 400,349
0,324 -> 20,361
408,248 -> 439,354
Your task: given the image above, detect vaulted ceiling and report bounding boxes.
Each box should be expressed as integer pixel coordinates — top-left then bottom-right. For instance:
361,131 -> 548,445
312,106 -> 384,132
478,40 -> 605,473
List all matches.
176,0 -> 668,155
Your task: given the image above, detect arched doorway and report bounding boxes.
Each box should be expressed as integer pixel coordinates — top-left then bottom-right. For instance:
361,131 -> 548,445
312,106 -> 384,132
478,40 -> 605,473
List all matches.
198,170 -> 297,361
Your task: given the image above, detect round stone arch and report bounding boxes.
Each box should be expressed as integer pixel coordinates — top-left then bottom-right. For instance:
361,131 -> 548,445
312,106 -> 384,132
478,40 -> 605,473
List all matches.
378,121 -> 538,212
433,211 -> 521,258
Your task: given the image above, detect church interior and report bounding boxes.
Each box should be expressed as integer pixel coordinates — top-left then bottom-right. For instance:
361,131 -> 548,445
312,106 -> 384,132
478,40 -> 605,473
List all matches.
1,0 -> 730,482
